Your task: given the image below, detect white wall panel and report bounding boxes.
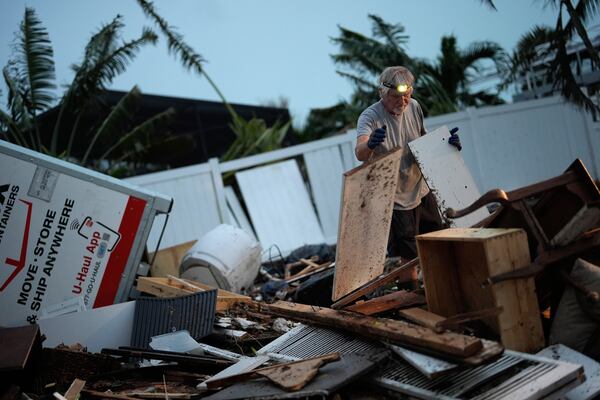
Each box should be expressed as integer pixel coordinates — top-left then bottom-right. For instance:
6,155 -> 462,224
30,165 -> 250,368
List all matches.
304,146 -> 345,242
127,171 -> 221,250
426,96 -> 599,193
236,159 -> 325,257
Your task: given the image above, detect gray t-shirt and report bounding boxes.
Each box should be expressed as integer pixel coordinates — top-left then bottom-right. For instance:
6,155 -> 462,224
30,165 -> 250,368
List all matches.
356,99 -> 429,210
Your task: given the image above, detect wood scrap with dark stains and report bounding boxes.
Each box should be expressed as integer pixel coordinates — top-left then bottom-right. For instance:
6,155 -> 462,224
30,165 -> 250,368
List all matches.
344,290 -> 426,315
258,301 -> 487,360
331,258 -> 419,309
206,353 -> 341,391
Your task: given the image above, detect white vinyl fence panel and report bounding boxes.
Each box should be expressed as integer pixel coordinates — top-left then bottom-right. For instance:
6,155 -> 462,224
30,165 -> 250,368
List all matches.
304,146 -> 346,242
125,165 -> 223,251
236,159 -> 325,256
425,96 -> 599,192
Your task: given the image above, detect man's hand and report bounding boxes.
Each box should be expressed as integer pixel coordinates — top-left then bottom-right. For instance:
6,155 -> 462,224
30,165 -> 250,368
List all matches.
448,127 -> 462,151
368,125 -> 387,149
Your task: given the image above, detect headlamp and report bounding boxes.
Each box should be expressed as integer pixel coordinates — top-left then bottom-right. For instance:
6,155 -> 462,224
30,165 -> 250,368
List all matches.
382,82 -> 412,94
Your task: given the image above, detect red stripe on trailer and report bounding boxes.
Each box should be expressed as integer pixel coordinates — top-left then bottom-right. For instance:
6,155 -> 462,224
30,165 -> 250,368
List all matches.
93,196 -> 146,308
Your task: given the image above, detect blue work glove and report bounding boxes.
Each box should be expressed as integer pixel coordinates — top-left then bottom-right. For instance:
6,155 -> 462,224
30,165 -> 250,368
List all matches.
367,125 -> 387,149
448,127 -> 462,151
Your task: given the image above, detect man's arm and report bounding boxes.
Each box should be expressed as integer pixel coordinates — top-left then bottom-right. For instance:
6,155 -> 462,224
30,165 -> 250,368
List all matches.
355,135 -> 374,161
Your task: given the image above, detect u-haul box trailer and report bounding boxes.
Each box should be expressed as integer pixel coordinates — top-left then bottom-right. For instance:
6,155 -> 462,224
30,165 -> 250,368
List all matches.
0,140 -> 172,327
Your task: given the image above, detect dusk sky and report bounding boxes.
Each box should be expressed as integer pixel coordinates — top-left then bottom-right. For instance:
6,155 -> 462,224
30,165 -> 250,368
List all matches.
1,1 -> 594,127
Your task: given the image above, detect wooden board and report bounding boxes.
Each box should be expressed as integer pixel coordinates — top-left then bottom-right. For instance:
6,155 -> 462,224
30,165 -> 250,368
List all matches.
417,228 -> 545,353
0,325 -> 40,371
331,258 -> 418,309
344,290 -> 425,315
332,148 -> 402,301
260,301 -> 485,359
408,125 -> 489,227
148,240 -> 197,278
136,277 -> 251,312
397,307 -> 446,331
236,159 -> 325,257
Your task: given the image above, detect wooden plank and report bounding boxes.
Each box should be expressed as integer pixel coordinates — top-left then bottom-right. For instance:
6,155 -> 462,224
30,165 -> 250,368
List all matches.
0,325 -> 40,371
416,227 -> 524,242
206,353 -> 341,390
483,230 -> 545,353
417,239 -> 464,317
64,379 -> 86,400
332,148 -> 402,301
148,240 -> 197,278
331,258 -> 418,309
344,290 -> 425,315
397,308 -> 446,331
259,301 -> 484,359
136,277 -> 251,312
236,159 -> 325,256
408,125 -> 489,227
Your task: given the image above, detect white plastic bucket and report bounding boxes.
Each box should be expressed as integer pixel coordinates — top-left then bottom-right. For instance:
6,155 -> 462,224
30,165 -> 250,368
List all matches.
179,224 -> 262,293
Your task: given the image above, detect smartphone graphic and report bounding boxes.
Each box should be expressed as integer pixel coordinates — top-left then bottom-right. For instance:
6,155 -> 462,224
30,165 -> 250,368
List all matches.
77,216 -> 121,252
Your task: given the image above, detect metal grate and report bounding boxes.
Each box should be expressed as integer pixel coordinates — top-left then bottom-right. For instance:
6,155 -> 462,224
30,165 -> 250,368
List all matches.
131,290 -> 217,349
375,353 -> 523,397
258,324 -> 583,400
257,324 -> 384,360
374,350 -> 582,400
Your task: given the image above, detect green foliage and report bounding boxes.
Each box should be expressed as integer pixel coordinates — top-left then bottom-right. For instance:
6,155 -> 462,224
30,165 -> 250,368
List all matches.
302,15 -> 506,140
0,7 -> 191,177
495,0 -> 600,116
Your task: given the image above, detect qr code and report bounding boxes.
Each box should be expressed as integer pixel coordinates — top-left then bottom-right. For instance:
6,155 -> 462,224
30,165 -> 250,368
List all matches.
102,233 -> 110,241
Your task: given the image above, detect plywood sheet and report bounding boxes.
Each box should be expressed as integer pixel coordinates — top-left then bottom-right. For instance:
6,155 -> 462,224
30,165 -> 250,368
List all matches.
332,148 -> 402,301
236,160 -> 325,256
409,125 -> 489,227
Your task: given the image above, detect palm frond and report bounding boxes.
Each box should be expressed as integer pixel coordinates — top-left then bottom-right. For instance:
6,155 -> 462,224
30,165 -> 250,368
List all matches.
54,23 -> 157,154
136,0 -> 236,117
0,107 -> 26,146
97,105 -> 176,164
461,41 -> 507,71
476,0 -> 497,11
19,8 -> 56,112
82,85 -> 143,164
369,14 -> 409,50
70,25 -> 157,107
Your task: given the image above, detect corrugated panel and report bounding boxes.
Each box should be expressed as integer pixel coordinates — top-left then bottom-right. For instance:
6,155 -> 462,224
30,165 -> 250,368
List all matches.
130,172 -> 222,250
257,324 -> 384,361
131,290 -> 217,349
304,146 -> 345,243
373,350 -> 583,400
235,160 -> 325,256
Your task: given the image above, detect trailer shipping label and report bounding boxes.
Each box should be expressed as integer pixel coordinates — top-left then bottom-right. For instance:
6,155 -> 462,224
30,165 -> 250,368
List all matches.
0,157 -> 147,327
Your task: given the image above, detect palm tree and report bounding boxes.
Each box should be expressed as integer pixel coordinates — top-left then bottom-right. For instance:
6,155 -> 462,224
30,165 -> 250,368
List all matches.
0,8 -> 193,177
136,0 -> 291,162
421,35 -> 507,112
301,15 -> 506,140
491,0 -> 600,116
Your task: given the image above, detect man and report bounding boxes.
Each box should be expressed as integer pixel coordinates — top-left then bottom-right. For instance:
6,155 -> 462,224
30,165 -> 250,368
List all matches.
355,66 -> 461,259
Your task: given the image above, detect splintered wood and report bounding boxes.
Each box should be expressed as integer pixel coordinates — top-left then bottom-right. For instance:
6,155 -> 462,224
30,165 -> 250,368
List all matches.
332,148 -> 402,301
